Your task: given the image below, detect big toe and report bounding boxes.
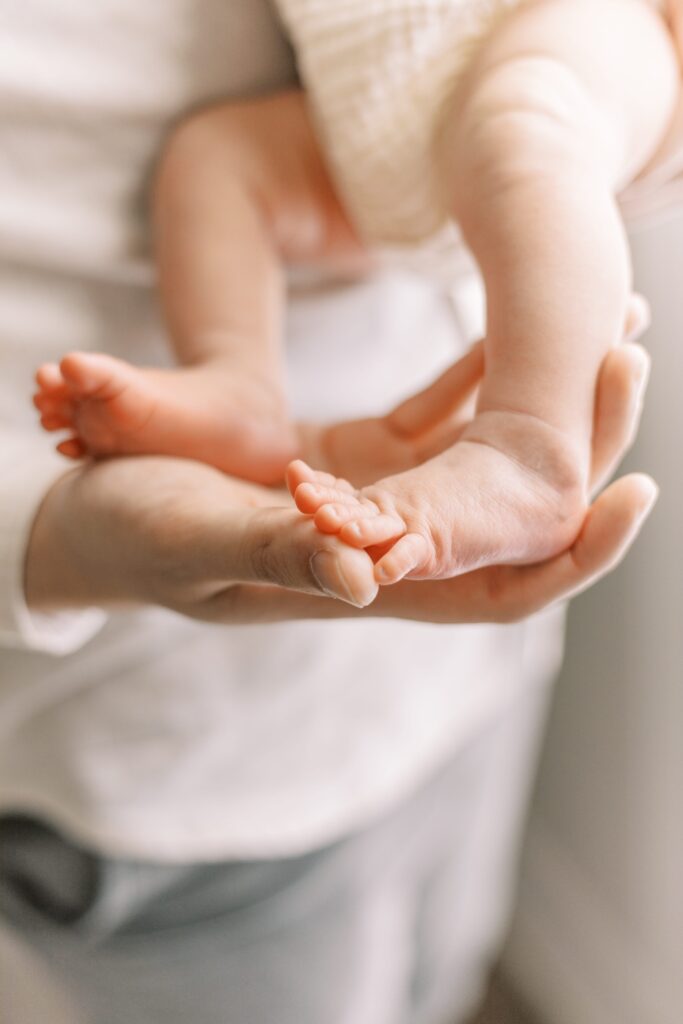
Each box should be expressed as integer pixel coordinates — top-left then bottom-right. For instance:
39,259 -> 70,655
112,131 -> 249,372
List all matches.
60,352 -> 129,398
287,460 -> 356,501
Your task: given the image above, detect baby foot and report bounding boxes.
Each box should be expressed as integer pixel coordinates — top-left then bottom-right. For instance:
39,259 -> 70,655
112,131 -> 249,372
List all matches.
33,352 -> 299,484
288,411 -> 588,584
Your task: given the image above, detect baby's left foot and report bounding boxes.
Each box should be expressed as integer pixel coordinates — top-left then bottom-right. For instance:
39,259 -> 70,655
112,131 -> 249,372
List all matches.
288,412 -> 588,583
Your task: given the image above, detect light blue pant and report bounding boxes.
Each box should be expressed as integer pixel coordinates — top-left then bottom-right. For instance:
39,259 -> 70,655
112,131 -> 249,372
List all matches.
0,689 -> 548,1024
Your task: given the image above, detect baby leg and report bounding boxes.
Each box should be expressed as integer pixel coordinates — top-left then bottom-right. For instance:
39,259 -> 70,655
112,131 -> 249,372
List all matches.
34,92 -> 368,483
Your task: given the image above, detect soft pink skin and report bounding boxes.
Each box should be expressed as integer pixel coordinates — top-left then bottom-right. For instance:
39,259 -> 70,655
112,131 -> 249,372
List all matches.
27,317 -> 656,618
33,352 -> 299,485
287,305 -> 651,588
33,92 -> 370,486
288,0 -> 677,586
30,1 -> 675,599
291,410 -> 589,585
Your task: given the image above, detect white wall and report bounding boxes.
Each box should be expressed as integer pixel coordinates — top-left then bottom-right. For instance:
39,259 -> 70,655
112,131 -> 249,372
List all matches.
503,209 -> 683,1024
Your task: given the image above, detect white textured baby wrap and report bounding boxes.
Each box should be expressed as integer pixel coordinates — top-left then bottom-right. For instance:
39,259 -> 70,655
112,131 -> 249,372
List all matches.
275,0 -> 519,279
276,0 -> 683,274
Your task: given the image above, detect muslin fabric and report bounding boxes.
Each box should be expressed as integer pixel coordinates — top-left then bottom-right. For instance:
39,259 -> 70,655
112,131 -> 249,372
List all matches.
276,0 -> 683,276
275,0 -> 518,251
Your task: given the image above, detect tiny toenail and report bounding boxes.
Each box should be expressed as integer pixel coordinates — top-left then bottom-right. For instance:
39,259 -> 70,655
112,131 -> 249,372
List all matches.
375,564 -> 393,583
346,523 -> 362,539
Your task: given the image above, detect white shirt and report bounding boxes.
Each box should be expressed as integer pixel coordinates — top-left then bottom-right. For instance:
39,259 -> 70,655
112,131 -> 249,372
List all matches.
0,0 -> 669,862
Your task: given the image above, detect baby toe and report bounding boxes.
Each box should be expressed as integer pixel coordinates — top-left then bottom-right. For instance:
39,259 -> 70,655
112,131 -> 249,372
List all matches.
59,353 -> 99,390
312,501 -> 371,533
286,460 -> 355,497
41,413 -> 72,432
308,468 -> 355,492
286,459 -> 317,495
35,363 -> 66,393
56,437 -> 87,459
294,481 -> 360,515
60,352 -> 132,401
339,513 -> 406,549
34,393 -> 75,418
33,392 -> 57,413
373,533 -> 430,585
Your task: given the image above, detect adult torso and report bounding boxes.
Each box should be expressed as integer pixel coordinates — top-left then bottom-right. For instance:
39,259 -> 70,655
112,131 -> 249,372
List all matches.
0,0 -> 564,860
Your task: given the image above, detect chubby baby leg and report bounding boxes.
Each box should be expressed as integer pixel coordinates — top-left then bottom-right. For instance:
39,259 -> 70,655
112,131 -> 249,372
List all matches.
34,352 -> 298,484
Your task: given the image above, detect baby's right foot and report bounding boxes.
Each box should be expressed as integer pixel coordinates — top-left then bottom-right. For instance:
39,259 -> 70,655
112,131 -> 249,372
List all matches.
34,352 -> 299,484
289,409 -> 588,585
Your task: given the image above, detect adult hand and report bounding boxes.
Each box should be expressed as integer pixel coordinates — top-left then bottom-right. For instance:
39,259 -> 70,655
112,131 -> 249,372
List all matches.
296,341 -> 484,487
25,296 -> 655,622
201,316 -> 658,623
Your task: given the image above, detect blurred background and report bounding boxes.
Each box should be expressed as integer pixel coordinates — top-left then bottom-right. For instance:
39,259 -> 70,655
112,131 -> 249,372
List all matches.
472,208 -> 683,1024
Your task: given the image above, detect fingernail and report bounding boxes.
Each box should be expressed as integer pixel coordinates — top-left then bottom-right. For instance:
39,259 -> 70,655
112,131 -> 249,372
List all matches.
629,478 -> 660,535
631,347 -> 651,385
310,551 -> 365,608
631,351 -> 651,412
627,295 -> 652,341
640,479 -> 660,515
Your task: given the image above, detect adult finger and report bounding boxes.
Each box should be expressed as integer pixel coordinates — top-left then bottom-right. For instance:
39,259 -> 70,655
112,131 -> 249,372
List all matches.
588,291 -> 651,492
386,340 -> 484,439
487,473 -> 658,621
589,343 -> 650,494
623,292 -> 651,343
200,506 -> 379,609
